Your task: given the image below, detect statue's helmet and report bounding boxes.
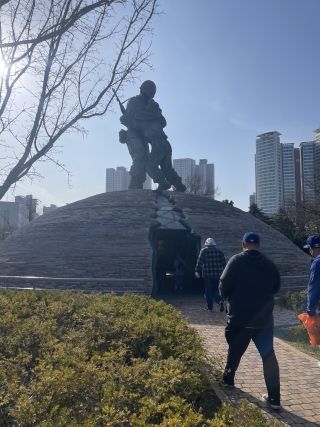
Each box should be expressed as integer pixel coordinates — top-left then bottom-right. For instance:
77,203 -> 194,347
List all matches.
140,80 -> 156,98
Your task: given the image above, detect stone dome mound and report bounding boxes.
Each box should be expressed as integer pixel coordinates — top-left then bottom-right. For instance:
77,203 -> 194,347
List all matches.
0,190 -> 310,294
0,191 -> 155,293
171,192 -> 310,291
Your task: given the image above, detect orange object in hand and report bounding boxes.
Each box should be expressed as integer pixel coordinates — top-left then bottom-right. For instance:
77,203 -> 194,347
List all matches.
298,312 -> 320,345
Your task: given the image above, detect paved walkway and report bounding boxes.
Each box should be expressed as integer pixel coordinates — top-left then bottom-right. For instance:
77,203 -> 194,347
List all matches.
165,295 -> 320,427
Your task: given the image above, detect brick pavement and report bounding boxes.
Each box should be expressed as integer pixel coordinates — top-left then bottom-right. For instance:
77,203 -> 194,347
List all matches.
165,295 -> 320,427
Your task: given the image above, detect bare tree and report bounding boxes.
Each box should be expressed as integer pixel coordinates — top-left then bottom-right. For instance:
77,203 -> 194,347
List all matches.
0,0 -> 157,200
294,176 -> 320,234
185,173 -> 216,198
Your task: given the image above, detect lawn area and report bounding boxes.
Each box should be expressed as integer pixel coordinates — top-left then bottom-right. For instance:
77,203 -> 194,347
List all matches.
275,324 -> 320,360
276,291 -> 320,361
0,290 -> 281,426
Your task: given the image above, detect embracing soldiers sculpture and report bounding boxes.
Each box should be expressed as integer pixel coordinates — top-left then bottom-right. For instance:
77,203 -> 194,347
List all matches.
116,80 -> 186,192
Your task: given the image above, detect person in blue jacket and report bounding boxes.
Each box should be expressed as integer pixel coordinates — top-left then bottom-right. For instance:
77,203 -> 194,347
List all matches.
304,235 -> 320,316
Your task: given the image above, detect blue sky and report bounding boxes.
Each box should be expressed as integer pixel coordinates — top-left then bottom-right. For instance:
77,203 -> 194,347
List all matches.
11,0 -> 320,211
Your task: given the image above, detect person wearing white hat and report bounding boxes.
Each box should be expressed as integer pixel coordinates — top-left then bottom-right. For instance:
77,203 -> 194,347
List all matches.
195,237 -> 226,312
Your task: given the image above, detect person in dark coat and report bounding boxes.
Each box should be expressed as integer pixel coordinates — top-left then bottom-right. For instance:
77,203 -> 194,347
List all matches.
219,232 -> 281,410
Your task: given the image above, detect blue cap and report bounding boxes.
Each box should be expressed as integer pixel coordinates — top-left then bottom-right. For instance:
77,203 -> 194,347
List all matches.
304,235 -> 320,249
242,232 -> 260,245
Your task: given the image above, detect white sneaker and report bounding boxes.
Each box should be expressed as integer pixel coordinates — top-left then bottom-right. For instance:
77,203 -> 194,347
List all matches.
262,394 -> 281,410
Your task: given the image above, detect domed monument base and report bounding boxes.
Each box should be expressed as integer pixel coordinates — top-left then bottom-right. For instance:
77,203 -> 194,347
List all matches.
0,190 -> 310,294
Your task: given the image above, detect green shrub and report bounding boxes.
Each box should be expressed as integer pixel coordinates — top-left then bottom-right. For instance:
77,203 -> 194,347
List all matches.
209,401 -> 282,426
278,290 -> 307,313
286,324 -> 310,344
0,290 -> 278,426
0,291 -> 219,426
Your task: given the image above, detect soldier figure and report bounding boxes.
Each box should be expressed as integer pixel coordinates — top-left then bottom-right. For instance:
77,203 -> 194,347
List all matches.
119,80 -> 186,192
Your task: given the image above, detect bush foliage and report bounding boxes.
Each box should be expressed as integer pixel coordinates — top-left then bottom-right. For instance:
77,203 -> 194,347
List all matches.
0,290 -> 279,426
278,290 -> 307,313
209,400 -> 282,427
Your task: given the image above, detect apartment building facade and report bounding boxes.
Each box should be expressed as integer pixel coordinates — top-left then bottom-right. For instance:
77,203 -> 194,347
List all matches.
255,131 -> 283,215
255,128 -> 320,215
0,195 -> 38,238
106,167 -> 152,192
173,158 -> 215,197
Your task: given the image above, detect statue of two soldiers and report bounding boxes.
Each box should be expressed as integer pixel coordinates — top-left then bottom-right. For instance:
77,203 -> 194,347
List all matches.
117,80 -> 186,192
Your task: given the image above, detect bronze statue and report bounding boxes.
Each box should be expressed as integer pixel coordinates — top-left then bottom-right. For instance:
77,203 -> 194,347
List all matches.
117,80 -> 186,192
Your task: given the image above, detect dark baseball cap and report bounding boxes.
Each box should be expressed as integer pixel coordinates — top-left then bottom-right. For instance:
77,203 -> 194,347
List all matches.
304,235 -> 320,249
242,232 -> 260,245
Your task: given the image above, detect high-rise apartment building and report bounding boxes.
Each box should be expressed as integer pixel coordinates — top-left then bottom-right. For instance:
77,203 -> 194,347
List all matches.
300,141 -> 316,205
172,158 -> 195,185
282,143 -> 296,207
106,167 -> 152,192
14,195 -> 38,221
173,158 -> 215,197
294,148 -> 301,207
0,195 -> 38,235
106,167 -> 130,192
197,159 -> 215,195
249,192 -> 256,206
314,128 -> 320,193
255,128 -> 320,215
255,131 -> 283,215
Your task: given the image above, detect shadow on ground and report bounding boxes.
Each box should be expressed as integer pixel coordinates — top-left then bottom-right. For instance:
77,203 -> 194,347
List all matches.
160,294 -> 227,327
220,385 -> 320,426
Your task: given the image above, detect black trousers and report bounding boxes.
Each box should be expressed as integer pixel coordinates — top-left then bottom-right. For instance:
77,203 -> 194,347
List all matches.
224,322 -> 280,402
204,276 -> 221,310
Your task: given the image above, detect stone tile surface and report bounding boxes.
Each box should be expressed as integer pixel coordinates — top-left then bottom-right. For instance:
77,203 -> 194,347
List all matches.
165,295 -> 320,427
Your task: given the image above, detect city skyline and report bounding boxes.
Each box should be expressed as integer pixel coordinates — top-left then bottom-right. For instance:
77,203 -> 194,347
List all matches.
2,1 -> 320,212
105,159 -> 214,194
255,128 -> 320,215
9,126 -> 320,214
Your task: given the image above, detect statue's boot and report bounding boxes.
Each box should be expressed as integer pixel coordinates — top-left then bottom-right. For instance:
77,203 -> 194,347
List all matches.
128,177 -> 144,190
173,180 -> 186,192
155,181 -> 171,192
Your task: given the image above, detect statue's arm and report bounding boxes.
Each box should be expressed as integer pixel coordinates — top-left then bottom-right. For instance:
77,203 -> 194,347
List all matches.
120,97 -> 136,127
134,100 -> 167,126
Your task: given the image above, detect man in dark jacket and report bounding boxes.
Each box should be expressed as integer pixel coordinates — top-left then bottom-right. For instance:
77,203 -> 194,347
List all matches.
195,237 -> 226,312
219,232 -> 281,410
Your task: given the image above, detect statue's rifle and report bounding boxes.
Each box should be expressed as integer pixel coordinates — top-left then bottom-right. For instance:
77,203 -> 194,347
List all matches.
112,88 -> 126,115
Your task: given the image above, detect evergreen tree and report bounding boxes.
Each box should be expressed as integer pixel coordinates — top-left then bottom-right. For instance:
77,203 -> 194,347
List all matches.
248,203 -> 272,225
271,208 -> 298,242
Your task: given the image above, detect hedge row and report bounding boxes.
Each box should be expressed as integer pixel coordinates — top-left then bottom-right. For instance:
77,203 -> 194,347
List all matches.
0,290 -> 280,426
